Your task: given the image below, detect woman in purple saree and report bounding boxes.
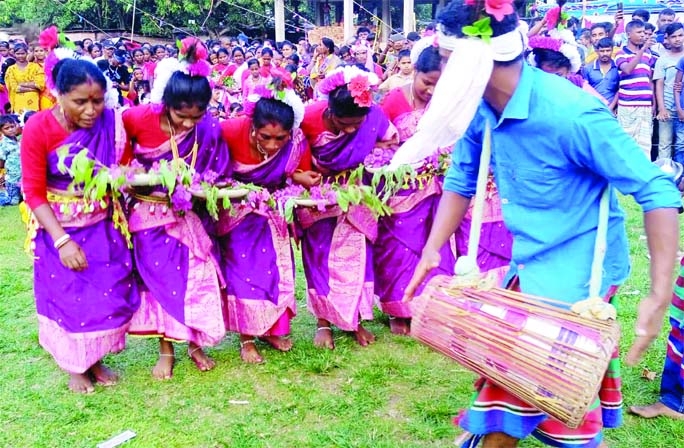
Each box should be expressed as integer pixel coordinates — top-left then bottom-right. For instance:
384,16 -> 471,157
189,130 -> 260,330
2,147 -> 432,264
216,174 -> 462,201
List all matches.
21,59 -> 139,393
124,38 -> 231,380
219,82 -> 313,363
299,66 -> 398,349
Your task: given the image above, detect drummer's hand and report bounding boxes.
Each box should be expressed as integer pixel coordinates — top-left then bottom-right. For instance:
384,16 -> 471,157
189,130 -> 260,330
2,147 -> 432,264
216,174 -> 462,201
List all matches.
402,248 -> 441,302
625,293 -> 669,366
292,170 -> 322,188
59,240 -> 89,272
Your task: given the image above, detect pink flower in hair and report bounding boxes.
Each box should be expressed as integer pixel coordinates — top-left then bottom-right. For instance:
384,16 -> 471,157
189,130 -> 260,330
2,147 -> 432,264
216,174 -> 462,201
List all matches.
528,35 -> 563,52
465,0 -> 476,5
187,60 -> 212,78
180,37 -> 208,62
39,26 -> 59,51
192,39 -> 208,61
485,0 -> 515,22
354,90 -> 373,108
269,66 -> 294,89
348,74 -> 371,107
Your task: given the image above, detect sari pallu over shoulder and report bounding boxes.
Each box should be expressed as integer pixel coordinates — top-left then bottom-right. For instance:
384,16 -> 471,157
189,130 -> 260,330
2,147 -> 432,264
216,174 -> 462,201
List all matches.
216,131 -> 306,336
34,109 -> 140,374
127,112 -> 230,347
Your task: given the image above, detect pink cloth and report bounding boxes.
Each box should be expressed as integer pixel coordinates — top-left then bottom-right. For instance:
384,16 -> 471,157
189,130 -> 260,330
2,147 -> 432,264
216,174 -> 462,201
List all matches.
37,315 -> 128,374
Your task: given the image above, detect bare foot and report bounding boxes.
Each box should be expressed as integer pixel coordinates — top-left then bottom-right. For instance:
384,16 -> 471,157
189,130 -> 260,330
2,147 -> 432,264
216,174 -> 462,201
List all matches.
314,327 -> 335,350
239,338 -> 264,364
629,402 -> 684,420
90,361 -> 119,386
152,339 -> 175,380
188,342 -> 216,372
68,373 -> 95,394
261,335 -> 293,352
389,317 -> 410,335
354,323 -> 376,347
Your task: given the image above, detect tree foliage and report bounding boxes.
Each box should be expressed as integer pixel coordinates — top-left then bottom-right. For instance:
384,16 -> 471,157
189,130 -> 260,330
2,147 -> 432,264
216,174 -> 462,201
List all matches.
0,0 -> 292,38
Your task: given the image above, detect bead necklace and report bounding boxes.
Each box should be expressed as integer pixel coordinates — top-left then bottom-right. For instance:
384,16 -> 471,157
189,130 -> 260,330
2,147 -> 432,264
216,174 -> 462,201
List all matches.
167,116 -> 198,168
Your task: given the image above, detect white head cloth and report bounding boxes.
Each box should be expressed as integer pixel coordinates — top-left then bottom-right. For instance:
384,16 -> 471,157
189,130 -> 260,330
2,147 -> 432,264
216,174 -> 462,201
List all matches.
389,22 -> 527,168
389,38 -> 493,168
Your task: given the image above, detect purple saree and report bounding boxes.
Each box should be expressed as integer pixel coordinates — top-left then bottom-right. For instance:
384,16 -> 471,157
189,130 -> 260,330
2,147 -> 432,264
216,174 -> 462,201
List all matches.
454,174 -> 512,285
373,107 -> 457,317
299,105 -> 397,331
127,111 -> 231,347
33,109 -> 140,374
216,128 -> 307,336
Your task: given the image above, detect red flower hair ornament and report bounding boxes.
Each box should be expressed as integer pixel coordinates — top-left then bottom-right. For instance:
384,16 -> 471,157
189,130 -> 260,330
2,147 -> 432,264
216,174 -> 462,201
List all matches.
318,66 -> 379,108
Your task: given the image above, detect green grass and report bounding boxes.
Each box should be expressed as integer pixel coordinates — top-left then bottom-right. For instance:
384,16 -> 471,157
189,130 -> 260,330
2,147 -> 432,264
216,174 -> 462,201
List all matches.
0,197 -> 681,448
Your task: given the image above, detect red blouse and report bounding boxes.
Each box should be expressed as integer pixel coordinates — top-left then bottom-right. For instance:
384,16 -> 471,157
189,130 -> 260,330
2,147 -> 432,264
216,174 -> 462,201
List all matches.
300,101 -> 328,144
123,104 -> 168,147
21,111 -> 69,209
221,116 -> 312,170
21,110 -> 133,209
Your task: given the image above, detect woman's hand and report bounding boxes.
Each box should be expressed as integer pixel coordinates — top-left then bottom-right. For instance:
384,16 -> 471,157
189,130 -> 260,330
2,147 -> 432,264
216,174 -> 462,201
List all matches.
292,170 -> 322,188
59,240 -> 89,271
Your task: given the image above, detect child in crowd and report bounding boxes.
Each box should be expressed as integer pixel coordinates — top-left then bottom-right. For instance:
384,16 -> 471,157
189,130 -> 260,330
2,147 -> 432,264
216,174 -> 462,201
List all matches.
209,85 -> 227,119
379,50 -> 414,93
228,102 -> 243,118
0,114 -> 21,206
128,67 -> 150,105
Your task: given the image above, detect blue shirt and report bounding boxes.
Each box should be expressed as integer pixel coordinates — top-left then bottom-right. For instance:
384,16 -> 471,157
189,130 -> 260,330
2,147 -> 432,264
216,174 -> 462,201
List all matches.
582,59 -> 619,104
0,136 -> 20,184
444,64 -> 681,304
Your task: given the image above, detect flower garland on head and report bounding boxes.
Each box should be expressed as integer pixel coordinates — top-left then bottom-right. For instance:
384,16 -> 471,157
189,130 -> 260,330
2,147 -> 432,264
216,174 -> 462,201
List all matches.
242,67 -> 305,128
527,28 -> 582,74
317,65 -> 379,108
150,37 -> 212,104
39,25 -> 119,109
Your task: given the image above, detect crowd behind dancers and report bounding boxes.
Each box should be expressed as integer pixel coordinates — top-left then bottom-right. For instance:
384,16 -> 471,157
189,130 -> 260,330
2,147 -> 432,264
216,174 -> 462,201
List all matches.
2,2 -> 683,446
528,4 -> 684,164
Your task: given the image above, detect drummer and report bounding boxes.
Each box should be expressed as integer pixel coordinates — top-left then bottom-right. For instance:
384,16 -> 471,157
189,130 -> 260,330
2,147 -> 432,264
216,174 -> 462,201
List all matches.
402,1 -> 681,447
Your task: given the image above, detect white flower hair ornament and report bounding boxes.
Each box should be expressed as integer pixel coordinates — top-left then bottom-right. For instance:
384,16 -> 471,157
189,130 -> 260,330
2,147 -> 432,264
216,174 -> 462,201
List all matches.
150,37 -> 212,105
243,68 -> 305,128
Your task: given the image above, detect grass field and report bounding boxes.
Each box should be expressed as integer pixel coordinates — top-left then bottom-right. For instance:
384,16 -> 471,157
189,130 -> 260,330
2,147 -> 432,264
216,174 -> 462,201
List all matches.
0,198 -> 682,448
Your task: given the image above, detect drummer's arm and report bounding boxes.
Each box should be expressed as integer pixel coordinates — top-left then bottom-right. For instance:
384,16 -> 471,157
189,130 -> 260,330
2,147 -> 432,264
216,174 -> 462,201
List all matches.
569,106 -> 681,363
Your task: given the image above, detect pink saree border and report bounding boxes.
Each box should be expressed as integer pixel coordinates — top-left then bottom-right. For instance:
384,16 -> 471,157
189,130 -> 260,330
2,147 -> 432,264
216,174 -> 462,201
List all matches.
37,315 -> 128,374
306,219 -> 375,331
